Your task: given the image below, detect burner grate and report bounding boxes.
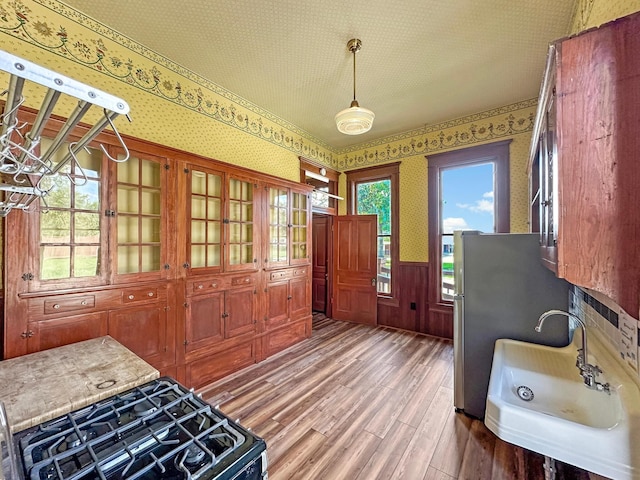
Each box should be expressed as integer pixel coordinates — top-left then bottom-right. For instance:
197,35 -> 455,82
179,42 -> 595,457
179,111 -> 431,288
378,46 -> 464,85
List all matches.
14,378 -> 264,480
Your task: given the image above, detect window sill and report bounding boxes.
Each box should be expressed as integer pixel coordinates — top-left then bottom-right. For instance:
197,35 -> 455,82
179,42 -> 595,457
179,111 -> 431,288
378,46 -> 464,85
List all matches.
378,296 -> 399,308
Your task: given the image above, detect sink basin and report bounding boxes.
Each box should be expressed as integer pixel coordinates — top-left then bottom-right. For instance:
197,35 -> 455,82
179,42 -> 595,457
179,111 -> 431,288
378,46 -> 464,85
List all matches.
485,331 -> 640,479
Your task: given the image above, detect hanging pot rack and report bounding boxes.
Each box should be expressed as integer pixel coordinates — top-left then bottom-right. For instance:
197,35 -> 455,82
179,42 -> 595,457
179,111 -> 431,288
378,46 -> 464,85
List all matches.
0,49 -> 131,217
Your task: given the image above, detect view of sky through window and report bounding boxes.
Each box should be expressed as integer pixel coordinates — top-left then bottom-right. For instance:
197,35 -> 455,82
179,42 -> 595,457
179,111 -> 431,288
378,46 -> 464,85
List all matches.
441,162 -> 495,234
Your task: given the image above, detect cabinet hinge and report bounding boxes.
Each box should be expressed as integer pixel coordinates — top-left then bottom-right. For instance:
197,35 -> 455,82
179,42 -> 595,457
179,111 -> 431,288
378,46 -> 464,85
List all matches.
164,164 -> 170,170
21,272 -> 34,281
104,209 -> 116,217
20,330 -> 34,339
184,168 -> 189,174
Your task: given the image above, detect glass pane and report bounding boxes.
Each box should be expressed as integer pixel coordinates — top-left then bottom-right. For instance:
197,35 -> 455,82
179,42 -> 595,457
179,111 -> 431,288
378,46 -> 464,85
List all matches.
269,207 -> 278,224
192,171 -> 207,195
141,189 -> 161,215
41,246 -> 70,279
241,245 -> 253,264
229,178 -> 241,199
74,247 -> 99,277
229,223 -> 241,243
208,173 -> 221,197
207,198 -> 221,220
269,244 -> 278,262
278,244 -> 287,261
357,179 -> 391,235
207,221 -> 221,243
242,224 -> 252,242
75,180 -> 100,210
117,246 -> 138,274
141,217 -> 161,242
191,220 -> 206,243
207,245 -> 220,267
141,159 -> 161,187
441,235 -> 454,301
75,146 -> 102,177
191,245 -> 205,268
191,197 -> 206,219
229,244 -> 240,265
118,156 -> 139,183
229,201 -> 241,222
74,213 -> 100,242
41,211 -> 71,242
278,208 -> 287,224
377,236 -> 391,294
242,203 -> 252,222
44,176 -> 71,208
118,216 -> 138,243
141,246 -> 161,272
278,226 -> 287,243
118,185 -> 139,214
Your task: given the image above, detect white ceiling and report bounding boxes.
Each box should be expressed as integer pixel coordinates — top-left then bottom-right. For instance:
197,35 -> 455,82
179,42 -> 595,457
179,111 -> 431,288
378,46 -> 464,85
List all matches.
61,0 -> 576,150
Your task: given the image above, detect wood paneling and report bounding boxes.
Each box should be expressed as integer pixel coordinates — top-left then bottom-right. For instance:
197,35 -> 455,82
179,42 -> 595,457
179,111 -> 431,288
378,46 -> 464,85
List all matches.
311,215 -> 328,312
199,316 -> 589,480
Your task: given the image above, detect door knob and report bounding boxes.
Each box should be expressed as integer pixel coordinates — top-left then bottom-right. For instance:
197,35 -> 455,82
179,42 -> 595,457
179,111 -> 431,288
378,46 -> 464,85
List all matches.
371,278 -> 376,286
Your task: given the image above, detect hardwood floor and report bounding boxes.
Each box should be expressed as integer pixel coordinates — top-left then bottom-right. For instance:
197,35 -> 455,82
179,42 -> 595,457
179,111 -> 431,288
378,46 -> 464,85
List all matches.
199,315 -> 592,480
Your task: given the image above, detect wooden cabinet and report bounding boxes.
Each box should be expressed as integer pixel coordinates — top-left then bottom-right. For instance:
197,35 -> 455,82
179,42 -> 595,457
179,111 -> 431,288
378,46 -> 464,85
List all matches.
529,12 -> 640,315
3,108 -> 313,388
265,184 -> 311,268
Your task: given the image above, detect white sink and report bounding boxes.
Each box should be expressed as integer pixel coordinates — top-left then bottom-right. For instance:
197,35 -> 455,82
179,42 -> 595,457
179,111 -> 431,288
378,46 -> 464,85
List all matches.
485,331 -> 640,479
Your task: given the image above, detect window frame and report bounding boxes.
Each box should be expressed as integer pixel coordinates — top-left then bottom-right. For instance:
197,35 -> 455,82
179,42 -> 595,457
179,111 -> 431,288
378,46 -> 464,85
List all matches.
427,140 -> 511,306
346,162 -> 400,305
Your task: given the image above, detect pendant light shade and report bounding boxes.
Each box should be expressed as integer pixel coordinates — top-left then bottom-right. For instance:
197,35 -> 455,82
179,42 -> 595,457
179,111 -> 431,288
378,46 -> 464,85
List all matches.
335,39 -> 374,135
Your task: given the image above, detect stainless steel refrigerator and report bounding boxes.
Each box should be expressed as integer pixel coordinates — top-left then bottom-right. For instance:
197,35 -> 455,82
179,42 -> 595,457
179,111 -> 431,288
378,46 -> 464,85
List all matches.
453,231 -> 570,419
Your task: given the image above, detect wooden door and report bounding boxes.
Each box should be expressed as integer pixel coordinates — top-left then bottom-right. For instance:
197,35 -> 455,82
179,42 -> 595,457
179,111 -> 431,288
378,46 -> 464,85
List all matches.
290,276 -> 310,320
312,215 -> 329,312
27,312 -> 108,354
224,286 -> 256,338
185,291 -> 224,353
332,215 -> 377,325
266,280 -> 289,329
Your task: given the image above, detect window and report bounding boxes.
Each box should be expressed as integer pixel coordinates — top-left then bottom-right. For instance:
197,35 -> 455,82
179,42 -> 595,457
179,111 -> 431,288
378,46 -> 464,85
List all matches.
299,157 -> 340,215
38,139 -> 103,282
347,162 -> 399,299
427,141 -> 510,305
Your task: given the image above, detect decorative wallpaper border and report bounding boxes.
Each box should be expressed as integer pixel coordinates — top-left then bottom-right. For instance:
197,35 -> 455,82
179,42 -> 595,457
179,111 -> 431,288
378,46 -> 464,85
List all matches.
0,0 -> 536,172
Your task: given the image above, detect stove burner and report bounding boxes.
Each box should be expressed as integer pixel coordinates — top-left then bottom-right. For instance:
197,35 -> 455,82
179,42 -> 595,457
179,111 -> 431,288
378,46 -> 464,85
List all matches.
184,444 -> 206,466
134,399 -> 158,418
63,430 -> 87,450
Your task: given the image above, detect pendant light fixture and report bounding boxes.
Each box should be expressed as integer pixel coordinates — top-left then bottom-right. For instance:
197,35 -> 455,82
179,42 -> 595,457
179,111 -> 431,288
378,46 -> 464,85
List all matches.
335,38 -> 375,135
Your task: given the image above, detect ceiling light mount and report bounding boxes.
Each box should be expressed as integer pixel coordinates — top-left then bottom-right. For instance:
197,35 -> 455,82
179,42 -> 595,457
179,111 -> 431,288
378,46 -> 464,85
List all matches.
335,38 -> 374,135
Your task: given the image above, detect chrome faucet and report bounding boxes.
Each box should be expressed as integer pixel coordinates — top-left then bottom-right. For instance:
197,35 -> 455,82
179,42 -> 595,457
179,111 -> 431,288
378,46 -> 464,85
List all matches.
536,309 -> 609,393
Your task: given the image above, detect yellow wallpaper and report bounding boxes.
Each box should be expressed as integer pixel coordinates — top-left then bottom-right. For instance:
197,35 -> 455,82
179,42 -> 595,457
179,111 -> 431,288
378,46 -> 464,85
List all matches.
0,0 -> 334,182
339,103 -> 536,262
570,0 -> 640,33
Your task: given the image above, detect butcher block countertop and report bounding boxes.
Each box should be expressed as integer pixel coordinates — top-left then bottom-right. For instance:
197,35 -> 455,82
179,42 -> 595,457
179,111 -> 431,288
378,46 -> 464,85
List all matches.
0,336 -> 159,434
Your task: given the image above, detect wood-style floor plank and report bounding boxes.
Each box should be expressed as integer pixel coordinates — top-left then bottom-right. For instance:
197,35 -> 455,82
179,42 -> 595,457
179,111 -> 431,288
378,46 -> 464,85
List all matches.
199,315 -> 592,480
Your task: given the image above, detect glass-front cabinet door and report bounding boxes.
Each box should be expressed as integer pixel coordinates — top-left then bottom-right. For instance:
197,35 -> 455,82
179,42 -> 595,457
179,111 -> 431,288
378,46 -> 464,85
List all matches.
188,166 -> 224,274
113,151 -> 167,281
290,189 -> 309,264
226,175 -> 258,271
267,186 -> 289,267
266,185 -> 311,267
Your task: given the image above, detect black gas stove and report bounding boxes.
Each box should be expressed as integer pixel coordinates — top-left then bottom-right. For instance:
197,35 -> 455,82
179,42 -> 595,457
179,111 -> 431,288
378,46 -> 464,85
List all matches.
12,377 -> 267,480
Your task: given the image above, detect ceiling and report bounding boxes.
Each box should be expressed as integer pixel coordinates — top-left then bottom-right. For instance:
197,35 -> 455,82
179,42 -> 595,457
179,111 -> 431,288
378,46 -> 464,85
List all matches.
61,0 -> 576,150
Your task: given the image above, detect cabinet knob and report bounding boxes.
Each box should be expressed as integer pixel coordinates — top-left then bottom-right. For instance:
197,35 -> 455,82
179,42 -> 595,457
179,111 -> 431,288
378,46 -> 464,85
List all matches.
147,292 -> 154,297
211,283 -> 218,288
128,295 -> 135,300
53,304 -> 60,309
197,284 -> 204,289
80,300 -> 87,305
287,295 -> 292,300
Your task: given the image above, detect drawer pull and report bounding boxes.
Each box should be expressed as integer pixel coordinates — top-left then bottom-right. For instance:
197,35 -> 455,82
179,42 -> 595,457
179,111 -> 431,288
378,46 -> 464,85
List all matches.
211,283 -> 218,288
147,292 -> 154,297
197,284 -> 204,289
128,295 -> 135,300
80,300 -> 87,306
53,304 -> 60,309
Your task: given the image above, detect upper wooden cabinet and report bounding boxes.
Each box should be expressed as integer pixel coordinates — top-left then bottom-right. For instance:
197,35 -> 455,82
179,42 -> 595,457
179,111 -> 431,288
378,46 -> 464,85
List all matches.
186,166 -> 260,275
529,12 -> 640,316
265,184 -> 311,268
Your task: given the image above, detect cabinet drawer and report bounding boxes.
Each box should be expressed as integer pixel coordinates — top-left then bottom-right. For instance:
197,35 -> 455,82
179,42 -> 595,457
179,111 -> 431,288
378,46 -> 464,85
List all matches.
293,267 -> 308,277
44,295 -> 95,315
230,275 -> 254,286
269,270 -> 291,281
190,279 -> 223,295
122,287 -> 159,304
